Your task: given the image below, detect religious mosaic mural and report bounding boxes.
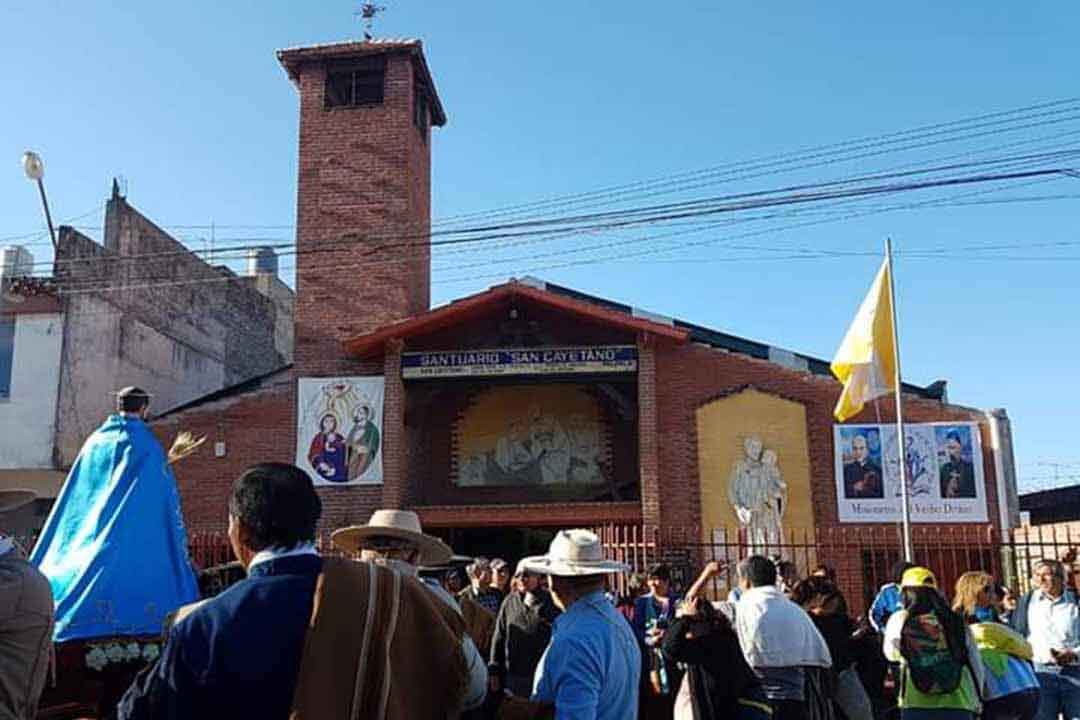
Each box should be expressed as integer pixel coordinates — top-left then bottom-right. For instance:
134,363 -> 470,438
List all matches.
454,385 -> 610,487
295,377 -> 384,486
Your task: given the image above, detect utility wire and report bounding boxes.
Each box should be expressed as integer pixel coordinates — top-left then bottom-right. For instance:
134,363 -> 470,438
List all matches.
28,147 -> 1080,273
48,168 -> 1080,298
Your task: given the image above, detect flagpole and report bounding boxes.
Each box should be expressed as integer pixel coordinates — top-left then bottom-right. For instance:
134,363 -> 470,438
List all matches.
885,237 -> 914,562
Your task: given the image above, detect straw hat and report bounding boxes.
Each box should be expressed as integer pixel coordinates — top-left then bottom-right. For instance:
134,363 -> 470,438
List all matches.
519,529 -> 629,577
332,509 -> 453,565
0,489 -> 37,514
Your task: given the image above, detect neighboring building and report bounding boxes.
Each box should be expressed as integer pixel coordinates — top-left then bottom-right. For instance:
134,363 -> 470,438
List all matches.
0,184 -> 295,529
153,35 -> 1021,611
1019,485 -> 1080,526
0,277 -> 64,534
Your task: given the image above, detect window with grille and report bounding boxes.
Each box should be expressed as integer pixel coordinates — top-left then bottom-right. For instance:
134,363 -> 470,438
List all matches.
324,57 -> 386,109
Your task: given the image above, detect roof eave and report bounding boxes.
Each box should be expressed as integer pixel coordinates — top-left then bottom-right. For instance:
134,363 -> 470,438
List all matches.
275,40 -> 447,125
342,282 -> 689,359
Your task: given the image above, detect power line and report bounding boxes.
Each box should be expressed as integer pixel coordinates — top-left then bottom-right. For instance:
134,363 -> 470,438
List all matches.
432,97 -> 1080,226
41,160 -> 1077,291
46,168 -> 1080,299
27,147 -> 1080,275
8,96 -> 1080,251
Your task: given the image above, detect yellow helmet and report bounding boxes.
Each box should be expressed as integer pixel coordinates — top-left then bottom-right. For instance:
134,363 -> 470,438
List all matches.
901,566 -> 938,589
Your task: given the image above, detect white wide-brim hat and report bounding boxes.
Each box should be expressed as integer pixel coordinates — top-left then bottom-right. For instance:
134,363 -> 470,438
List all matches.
332,509 -> 453,566
519,529 -> 630,577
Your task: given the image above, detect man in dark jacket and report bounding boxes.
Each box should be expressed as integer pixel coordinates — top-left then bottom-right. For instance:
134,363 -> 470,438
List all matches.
117,463 -> 323,719
489,560 -> 560,697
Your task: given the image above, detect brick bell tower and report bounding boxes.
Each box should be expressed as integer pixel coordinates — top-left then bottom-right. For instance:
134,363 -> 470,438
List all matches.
277,39 -> 447,376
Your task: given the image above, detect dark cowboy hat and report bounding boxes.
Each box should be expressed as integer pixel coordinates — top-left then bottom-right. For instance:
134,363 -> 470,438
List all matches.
418,554 -> 474,573
0,489 -> 37,514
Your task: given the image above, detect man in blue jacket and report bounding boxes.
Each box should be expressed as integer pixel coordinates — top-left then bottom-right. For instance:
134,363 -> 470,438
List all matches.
868,560 -> 915,632
117,462 -> 322,719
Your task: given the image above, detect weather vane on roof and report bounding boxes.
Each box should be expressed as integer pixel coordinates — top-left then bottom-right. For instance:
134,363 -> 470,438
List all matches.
358,2 -> 387,41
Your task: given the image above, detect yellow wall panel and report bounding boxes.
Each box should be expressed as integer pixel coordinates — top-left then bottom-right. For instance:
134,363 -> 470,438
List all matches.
696,388 -> 815,545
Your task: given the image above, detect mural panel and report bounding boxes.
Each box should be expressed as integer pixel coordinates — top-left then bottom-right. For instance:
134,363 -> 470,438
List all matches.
455,385 -> 610,487
696,388 -> 815,551
295,377 -> 384,486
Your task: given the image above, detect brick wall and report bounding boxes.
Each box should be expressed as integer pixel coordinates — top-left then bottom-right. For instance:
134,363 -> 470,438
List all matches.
154,366 -> 385,536
653,342 -> 1000,536
290,48 -> 433,377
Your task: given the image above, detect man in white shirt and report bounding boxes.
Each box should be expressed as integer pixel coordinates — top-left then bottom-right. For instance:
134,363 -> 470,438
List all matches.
734,555 -> 832,720
1009,558 -> 1080,720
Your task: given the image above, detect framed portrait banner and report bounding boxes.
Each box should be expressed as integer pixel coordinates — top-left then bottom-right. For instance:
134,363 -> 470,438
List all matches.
296,377 -> 384,486
833,422 -> 987,523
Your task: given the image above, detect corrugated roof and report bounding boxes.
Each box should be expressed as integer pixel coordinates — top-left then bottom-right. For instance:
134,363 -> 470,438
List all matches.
152,365 -> 292,421
521,278 -> 947,400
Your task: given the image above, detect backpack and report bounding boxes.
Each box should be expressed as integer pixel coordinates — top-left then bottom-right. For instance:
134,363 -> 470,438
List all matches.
898,610 -> 967,695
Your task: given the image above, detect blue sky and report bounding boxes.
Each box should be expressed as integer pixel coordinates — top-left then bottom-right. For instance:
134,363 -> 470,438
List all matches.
2,1 -> 1078,490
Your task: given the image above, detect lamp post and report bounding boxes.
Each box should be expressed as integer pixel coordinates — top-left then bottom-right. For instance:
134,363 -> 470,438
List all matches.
21,151 -> 57,250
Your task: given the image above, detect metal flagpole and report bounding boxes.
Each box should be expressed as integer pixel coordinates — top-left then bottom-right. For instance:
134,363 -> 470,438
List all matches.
885,237 -> 914,562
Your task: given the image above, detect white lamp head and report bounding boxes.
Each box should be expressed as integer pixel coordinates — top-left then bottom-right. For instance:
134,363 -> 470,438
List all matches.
21,151 -> 44,181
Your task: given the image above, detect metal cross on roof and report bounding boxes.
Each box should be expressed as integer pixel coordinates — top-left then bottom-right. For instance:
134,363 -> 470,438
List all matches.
358,2 -> 387,41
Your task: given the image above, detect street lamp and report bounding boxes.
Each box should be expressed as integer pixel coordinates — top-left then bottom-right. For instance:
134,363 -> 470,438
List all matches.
21,151 -> 57,249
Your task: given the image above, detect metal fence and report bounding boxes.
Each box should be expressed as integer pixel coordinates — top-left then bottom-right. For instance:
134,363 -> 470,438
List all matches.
186,522 -> 1080,615
594,522 -> 1080,616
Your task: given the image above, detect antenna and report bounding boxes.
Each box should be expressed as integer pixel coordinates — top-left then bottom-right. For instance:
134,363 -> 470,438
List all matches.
358,2 -> 387,41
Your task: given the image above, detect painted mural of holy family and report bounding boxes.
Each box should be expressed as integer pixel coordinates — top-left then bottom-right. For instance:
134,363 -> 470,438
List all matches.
296,378 -> 384,485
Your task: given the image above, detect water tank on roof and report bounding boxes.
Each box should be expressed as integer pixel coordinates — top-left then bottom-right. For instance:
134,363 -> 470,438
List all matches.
0,246 -> 34,279
246,247 -> 278,277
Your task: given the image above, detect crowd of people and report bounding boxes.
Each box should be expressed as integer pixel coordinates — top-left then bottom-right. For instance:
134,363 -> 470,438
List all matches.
1,388 -> 1080,719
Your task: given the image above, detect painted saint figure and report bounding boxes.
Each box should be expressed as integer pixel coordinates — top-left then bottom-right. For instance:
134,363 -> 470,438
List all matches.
529,407 -> 570,484
843,432 -> 883,498
346,405 -> 381,481
308,413 -> 347,483
728,436 -> 785,555
494,418 -> 535,476
567,413 -> 603,485
939,430 -> 975,498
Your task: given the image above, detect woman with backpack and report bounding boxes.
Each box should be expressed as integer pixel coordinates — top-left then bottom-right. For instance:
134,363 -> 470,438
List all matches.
953,571 -> 1040,720
882,566 -> 985,719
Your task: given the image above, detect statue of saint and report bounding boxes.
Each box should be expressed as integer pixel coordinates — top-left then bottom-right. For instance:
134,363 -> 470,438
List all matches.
728,436 -> 786,555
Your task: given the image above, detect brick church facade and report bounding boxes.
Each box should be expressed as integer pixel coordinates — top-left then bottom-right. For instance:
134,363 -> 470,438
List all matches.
154,37 -> 1020,608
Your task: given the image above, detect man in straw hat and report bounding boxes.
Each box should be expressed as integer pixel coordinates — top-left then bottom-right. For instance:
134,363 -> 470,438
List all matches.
0,488 -> 53,720
333,510 -> 488,712
520,528 -> 641,720
31,386 -> 198,643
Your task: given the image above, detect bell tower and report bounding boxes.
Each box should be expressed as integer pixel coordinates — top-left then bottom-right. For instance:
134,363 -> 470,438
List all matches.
278,39 -> 446,375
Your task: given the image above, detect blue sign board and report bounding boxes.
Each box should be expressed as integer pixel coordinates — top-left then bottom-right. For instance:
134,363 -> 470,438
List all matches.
401,345 -> 638,379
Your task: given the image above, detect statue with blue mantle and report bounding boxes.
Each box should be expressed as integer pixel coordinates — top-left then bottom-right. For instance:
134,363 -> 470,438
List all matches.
31,387 -> 202,718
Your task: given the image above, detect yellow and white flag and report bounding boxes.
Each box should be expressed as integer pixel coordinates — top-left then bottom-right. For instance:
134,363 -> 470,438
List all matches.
831,258 -> 897,421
